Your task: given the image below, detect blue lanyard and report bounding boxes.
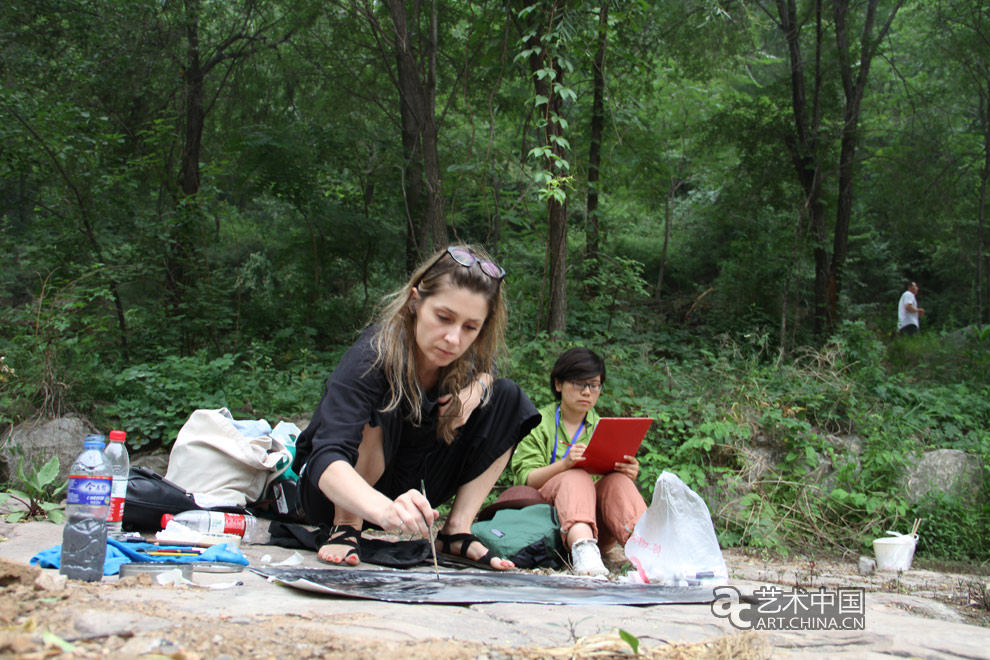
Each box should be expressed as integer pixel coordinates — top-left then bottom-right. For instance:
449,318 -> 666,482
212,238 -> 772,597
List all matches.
551,404 -> 585,464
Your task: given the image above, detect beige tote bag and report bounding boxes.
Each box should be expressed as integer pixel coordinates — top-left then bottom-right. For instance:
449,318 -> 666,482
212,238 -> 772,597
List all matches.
165,408 -> 291,507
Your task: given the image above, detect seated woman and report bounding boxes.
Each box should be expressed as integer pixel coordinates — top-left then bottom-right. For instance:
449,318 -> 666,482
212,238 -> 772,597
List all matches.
292,245 -> 540,569
510,348 -> 647,576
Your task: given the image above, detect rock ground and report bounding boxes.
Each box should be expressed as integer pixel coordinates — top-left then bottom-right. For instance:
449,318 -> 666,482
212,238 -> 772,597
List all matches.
0,520 -> 988,659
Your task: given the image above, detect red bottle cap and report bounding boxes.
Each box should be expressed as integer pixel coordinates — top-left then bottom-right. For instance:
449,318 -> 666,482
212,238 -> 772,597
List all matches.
161,514 -> 174,528
109,430 -> 126,442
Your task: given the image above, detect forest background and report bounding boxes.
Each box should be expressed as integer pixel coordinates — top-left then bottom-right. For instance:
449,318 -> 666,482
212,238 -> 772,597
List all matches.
1,0 -> 988,564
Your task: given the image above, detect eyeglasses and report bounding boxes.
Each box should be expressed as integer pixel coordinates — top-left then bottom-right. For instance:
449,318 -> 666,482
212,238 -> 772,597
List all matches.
566,380 -> 603,393
428,246 -> 506,280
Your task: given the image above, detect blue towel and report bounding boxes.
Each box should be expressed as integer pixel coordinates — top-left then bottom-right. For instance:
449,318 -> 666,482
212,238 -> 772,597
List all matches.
30,538 -> 249,576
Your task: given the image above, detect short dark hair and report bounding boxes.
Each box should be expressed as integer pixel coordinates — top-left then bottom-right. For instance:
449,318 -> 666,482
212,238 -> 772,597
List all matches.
549,347 -> 606,401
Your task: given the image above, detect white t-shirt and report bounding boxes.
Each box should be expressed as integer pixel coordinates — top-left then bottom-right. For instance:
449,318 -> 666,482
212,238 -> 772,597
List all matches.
898,290 -> 919,330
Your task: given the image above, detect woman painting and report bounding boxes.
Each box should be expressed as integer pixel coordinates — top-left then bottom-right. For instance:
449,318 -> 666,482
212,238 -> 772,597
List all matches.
292,245 -> 540,570
510,348 -> 647,576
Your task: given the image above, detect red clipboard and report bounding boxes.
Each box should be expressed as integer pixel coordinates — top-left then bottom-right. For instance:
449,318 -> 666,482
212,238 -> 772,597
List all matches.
578,417 -> 653,476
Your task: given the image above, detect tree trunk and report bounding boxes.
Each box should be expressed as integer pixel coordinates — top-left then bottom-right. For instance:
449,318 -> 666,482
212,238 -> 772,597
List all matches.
180,0 -> 204,198
165,0 -> 208,324
387,0 -> 446,272
547,196 -> 568,334
585,0 -> 608,283
656,195 -> 671,302
978,81 -> 989,323
656,177 -> 683,302
523,1 -> 568,334
775,0 -> 828,336
830,121 -> 856,333
830,0 -> 902,334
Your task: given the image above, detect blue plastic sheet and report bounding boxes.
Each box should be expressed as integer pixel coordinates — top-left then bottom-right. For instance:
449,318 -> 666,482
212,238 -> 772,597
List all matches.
31,538 -> 248,576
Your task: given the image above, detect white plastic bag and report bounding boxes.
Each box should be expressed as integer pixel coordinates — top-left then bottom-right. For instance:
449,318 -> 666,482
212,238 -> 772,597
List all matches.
624,471 -> 729,585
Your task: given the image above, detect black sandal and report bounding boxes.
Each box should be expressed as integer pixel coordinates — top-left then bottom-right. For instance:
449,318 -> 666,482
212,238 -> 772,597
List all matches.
435,532 -> 502,571
317,524 -> 361,565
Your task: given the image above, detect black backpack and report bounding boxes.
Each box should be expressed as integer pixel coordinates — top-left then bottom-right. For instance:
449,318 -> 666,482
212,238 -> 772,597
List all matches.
122,466 -> 246,531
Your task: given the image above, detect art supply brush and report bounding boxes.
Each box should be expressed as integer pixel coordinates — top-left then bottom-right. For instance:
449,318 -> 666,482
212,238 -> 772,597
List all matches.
146,551 -> 201,557
421,479 -> 440,580
146,544 -> 205,553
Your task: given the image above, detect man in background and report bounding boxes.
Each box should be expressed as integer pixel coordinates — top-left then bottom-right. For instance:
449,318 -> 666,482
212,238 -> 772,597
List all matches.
897,281 -> 925,336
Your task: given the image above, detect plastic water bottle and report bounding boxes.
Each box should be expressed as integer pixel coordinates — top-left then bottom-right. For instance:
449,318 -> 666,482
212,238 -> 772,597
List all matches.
104,429 -> 129,535
60,435 -> 112,581
161,510 -> 270,544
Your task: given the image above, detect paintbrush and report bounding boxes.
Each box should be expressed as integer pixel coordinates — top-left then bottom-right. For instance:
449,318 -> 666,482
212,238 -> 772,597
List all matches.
421,479 -> 440,580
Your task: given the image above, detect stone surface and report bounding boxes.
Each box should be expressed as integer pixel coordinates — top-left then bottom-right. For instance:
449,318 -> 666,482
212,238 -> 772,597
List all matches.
707,438 -> 982,514
900,448 -> 983,503
2,520 -> 988,659
1,415 -> 97,484
34,570 -> 66,591
130,451 -> 170,476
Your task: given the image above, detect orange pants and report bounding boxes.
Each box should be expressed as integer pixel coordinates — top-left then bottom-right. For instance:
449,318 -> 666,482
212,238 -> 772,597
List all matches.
538,469 -> 647,550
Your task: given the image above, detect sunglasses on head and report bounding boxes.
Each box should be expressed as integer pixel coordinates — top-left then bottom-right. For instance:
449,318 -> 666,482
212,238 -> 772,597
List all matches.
427,246 -> 506,280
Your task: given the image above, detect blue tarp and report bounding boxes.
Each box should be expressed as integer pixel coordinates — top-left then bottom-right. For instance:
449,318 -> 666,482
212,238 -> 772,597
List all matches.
30,537 -> 248,576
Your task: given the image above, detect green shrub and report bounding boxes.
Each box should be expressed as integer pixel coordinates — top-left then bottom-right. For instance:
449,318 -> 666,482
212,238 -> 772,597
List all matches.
0,455 -> 66,523
102,348 -> 332,450
909,493 -> 990,562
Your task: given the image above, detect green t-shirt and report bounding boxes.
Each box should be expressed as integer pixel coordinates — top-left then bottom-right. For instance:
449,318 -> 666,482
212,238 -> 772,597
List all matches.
510,402 -> 601,487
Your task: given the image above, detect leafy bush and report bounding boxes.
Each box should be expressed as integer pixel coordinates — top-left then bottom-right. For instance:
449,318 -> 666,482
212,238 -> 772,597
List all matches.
3,253 -> 987,564
909,493 -> 990,562
0,455 -> 66,523
102,354 -> 236,449
102,348 -> 332,450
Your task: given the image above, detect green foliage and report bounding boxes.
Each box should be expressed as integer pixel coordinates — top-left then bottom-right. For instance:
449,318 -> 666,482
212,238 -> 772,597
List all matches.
909,494 -> 990,562
102,349 -> 330,450
516,1 -> 578,203
103,354 -> 236,449
618,629 -> 639,655
0,455 -> 66,523
887,327 -> 990,387
1,0 -> 989,569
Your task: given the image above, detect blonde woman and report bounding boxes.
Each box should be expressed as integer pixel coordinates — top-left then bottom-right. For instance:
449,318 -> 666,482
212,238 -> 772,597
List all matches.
293,245 -> 540,570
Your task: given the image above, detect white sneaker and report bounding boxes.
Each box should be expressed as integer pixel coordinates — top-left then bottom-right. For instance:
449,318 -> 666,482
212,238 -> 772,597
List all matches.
570,539 -> 608,577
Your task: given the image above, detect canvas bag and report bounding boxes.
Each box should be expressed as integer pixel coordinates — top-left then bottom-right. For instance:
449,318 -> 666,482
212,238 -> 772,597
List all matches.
624,471 -> 729,585
471,503 -> 563,569
165,408 -> 292,507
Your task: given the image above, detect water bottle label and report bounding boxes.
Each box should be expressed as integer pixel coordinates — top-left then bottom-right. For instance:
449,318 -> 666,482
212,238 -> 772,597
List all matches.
108,497 -> 125,522
108,478 -> 127,522
205,512 -> 246,536
110,477 -> 128,498
66,475 -> 112,506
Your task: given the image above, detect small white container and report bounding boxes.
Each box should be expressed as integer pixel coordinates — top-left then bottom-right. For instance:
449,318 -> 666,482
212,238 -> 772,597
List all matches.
873,532 -> 918,571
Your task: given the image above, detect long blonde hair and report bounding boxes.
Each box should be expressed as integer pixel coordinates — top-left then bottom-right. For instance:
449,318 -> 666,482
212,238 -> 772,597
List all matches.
371,245 -> 507,443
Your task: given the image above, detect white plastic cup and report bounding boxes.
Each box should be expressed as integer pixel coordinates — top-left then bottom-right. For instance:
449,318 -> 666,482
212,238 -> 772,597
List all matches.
873,533 -> 918,571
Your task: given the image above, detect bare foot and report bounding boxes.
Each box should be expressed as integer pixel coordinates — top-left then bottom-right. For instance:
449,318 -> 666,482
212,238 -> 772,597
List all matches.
437,532 -> 514,570
318,524 -> 361,565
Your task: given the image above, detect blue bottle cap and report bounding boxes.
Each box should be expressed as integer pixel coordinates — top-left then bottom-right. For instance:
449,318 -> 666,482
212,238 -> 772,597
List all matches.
83,434 -> 106,449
